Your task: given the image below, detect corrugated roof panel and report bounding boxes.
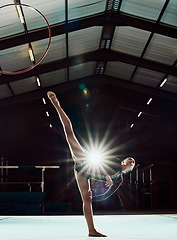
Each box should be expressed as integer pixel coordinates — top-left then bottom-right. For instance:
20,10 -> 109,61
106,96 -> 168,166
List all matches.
0,35 -> 65,74
32,34 -> 66,64
69,27 -> 102,57
132,67 -> 164,87
161,75 -> 177,94
0,44 -> 31,73
0,84 -> 13,100
0,2 -> 24,38
161,0 -> 177,27
144,34 -> 177,65
69,62 -> 96,81
120,0 -> 166,21
112,27 -> 151,57
40,69 -> 67,87
105,62 -> 136,80
10,77 -> 39,94
68,0 -> 107,20
22,0 -> 65,28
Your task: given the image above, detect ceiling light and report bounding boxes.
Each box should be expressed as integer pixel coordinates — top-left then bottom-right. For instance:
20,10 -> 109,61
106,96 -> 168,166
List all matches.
50,124 -> 52,128
160,78 -> 168,88
42,98 -> 46,105
28,47 -> 35,62
138,111 -> 142,117
130,124 -> 134,128
16,5 -> 25,24
147,98 -> 152,105
36,77 -> 41,87
46,111 -> 49,117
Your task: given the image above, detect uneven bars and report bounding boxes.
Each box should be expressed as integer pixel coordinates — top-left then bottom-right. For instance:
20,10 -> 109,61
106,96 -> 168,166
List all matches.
0,166 -> 60,169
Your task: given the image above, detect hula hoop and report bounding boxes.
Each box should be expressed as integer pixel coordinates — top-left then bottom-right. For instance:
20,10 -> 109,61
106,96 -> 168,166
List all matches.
0,3 -> 52,75
91,175 -> 123,202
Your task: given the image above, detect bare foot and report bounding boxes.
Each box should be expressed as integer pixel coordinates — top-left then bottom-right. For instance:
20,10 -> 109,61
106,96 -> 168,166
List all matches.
47,91 -> 59,107
47,91 -> 56,99
89,230 -> 107,237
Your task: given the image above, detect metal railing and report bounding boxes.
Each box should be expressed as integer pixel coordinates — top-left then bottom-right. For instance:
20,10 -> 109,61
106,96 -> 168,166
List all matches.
0,165 -> 60,192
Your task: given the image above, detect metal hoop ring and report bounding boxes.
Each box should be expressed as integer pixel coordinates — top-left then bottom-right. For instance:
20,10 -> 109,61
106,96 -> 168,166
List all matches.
0,3 -> 52,75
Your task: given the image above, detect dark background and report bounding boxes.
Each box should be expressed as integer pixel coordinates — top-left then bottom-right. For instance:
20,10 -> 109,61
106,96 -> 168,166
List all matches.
0,82 -> 177,214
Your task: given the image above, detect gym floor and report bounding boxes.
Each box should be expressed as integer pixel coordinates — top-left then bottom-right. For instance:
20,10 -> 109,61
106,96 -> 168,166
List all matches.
0,214 -> 176,239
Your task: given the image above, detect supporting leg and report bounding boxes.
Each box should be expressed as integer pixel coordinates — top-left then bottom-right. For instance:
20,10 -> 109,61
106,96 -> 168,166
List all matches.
74,171 -> 107,237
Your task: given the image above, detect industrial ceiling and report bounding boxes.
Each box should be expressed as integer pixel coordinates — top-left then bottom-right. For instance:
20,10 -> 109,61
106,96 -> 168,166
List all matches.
0,0 -> 177,164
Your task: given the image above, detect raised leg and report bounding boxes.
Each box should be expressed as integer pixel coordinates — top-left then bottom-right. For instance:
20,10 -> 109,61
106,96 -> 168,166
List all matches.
47,91 -> 84,159
48,91 -> 107,237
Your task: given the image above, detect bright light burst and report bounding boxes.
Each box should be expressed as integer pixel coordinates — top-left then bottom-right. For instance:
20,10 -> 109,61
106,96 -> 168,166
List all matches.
82,126 -> 121,176
87,149 -> 103,167
84,147 -> 107,176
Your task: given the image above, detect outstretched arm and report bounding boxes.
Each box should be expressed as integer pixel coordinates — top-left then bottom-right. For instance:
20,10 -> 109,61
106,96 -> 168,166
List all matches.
47,91 -> 84,160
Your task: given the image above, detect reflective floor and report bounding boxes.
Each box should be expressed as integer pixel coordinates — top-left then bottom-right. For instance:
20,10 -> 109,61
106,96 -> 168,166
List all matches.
0,214 -> 177,240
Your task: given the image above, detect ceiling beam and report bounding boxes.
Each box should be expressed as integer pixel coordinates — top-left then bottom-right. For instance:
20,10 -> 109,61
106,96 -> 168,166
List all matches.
101,75 -> 177,102
1,49 -> 176,83
0,12 -> 177,51
0,75 -> 177,109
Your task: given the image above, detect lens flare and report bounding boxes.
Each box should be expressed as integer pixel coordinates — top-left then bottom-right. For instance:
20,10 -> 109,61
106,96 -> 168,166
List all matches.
88,150 -> 103,166
82,133 -> 120,177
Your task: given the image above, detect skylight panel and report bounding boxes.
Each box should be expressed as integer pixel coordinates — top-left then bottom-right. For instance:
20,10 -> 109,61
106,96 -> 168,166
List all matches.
120,0 -> 166,21
112,27 -> 151,57
68,0 -> 107,20
132,68 -> 164,88
161,0 -> 177,27
105,62 -> 136,80
144,34 -> 177,65
70,62 -> 96,81
69,27 -> 102,57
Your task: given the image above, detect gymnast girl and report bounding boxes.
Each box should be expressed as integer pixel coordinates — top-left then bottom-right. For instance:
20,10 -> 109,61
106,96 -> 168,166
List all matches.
47,91 -> 135,237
